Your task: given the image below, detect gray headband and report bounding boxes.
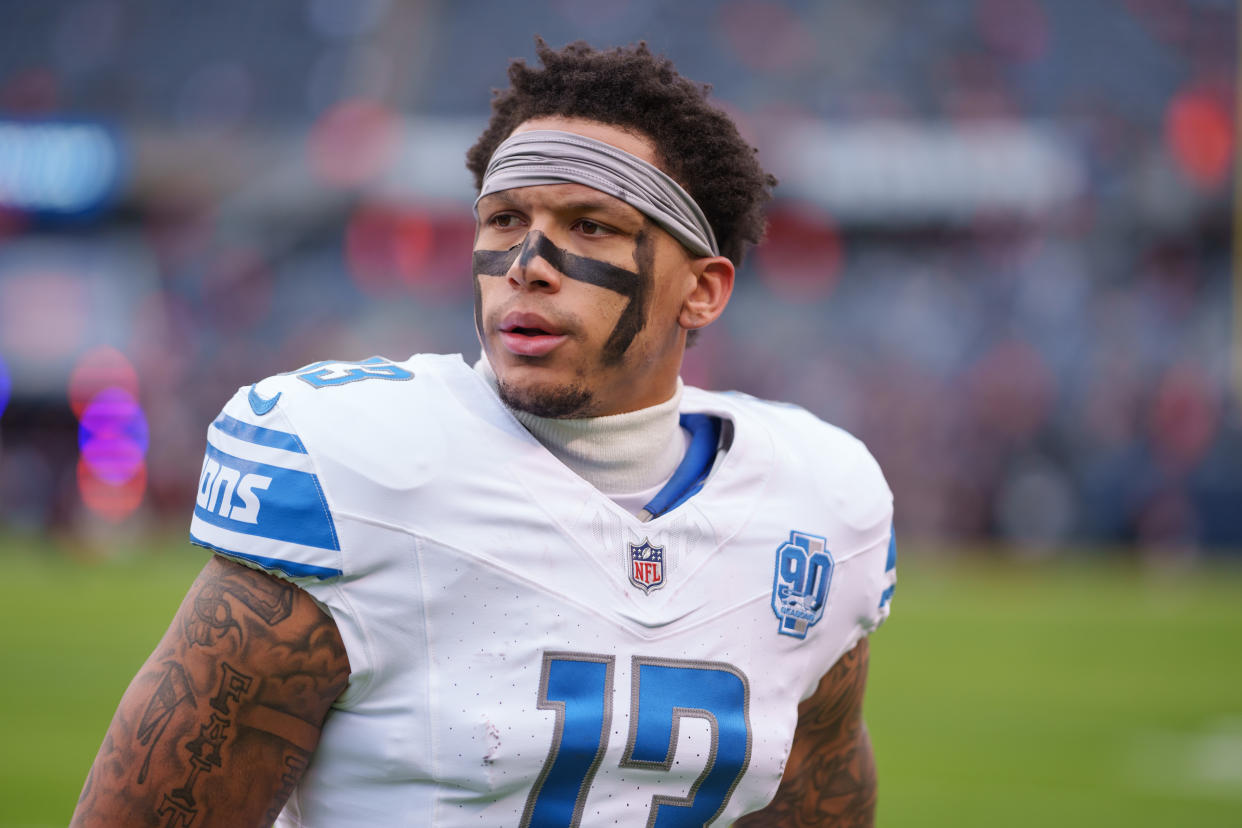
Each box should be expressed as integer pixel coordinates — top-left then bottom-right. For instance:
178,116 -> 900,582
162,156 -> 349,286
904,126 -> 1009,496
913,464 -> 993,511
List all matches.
475,129 -> 720,258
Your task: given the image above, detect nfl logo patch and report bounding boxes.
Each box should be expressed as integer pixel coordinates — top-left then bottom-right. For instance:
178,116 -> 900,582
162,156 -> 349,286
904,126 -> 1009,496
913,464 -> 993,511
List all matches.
628,539 -> 665,594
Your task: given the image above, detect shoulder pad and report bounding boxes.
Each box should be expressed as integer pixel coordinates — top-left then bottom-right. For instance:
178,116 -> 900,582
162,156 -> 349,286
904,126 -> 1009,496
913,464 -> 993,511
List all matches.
190,380 -> 343,582
726,392 -> 893,534
241,356 -> 418,419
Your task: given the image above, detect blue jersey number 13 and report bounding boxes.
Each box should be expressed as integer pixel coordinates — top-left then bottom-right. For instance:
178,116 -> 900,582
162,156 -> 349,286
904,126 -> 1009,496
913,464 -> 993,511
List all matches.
521,652 -> 752,828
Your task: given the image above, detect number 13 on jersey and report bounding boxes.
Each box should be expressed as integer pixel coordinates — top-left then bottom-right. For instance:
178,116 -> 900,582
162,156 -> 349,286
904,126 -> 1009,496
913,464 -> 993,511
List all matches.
521,652 -> 752,828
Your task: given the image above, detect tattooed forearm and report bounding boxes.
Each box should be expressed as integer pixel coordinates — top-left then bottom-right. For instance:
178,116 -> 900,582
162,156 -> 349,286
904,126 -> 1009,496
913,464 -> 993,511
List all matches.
736,639 -> 876,828
70,555 -> 349,828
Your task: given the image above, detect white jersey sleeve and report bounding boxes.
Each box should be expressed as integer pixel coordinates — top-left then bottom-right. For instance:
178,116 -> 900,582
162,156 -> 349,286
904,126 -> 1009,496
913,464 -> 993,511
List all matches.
189,381 -> 343,582
187,357 -> 425,700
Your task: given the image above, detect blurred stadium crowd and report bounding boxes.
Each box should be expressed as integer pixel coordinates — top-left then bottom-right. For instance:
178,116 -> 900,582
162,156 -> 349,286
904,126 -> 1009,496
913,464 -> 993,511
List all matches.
0,0 -> 1236,555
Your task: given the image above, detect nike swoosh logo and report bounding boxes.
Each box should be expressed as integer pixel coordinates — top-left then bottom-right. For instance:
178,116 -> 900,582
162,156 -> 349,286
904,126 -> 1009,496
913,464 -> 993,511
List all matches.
247,385 -> 281,416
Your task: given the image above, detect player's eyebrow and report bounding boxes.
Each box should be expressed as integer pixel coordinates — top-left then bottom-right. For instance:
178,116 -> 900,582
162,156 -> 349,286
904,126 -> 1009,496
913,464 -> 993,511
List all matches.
475,191 -> 519,212
477,190 -> 642,227
555,197 -> 635,218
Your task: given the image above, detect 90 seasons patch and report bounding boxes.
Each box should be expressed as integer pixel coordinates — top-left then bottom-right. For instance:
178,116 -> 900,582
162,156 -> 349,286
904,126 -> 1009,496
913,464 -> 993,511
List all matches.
628,538 -> 665,594
771,531 -> 834,638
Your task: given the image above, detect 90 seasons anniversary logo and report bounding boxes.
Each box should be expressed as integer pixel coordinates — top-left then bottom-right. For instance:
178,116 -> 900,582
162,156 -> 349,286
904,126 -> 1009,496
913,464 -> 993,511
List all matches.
772,531 -> 834,638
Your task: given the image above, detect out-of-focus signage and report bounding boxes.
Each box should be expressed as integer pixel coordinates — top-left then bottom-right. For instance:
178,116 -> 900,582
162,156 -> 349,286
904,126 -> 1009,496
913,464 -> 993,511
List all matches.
0,120 -> 125,216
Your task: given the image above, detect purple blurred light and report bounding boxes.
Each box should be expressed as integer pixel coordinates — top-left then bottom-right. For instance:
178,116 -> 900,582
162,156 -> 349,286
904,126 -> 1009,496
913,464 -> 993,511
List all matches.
0,354 -> 10,417
80,438 -> 146,485
78,386 -> 149,484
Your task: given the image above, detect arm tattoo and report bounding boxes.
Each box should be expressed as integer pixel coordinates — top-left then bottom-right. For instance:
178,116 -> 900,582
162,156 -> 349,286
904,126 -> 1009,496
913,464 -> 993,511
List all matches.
183,564 -> 294,647
735,639 -> 877,828
136,664 -> 194,784
158,663 -> 254,826
264,753 -> 310,823
70,555 -> 349,828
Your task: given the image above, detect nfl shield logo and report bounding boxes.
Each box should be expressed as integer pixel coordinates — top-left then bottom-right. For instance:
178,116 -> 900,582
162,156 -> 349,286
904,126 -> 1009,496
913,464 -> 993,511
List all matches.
628,539 -> 665,594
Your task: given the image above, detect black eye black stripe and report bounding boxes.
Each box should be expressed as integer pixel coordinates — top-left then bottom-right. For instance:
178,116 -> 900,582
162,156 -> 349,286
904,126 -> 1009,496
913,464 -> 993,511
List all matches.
473,231 -> 636,295
472,229 -> 653,364
471,245 -> 522,280
602,230 -> 651,365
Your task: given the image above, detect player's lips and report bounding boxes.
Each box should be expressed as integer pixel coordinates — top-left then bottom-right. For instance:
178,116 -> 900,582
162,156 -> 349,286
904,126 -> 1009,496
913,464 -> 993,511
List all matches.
498,312 -> 568,357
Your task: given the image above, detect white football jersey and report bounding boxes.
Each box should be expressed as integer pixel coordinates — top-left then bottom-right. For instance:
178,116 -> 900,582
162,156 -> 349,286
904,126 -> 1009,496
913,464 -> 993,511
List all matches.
189,353 -> 896,827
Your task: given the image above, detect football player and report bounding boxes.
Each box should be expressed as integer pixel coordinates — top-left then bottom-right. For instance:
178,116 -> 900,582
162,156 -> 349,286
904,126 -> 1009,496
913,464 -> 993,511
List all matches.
72,40 -> 896,827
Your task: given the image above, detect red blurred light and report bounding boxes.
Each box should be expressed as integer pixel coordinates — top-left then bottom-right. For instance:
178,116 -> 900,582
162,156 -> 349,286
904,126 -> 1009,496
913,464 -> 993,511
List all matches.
345,206 -> 434,294
68,346 -> 139,417
308,99 -> 399,187
1165,89 -> 1233,191
77,457 -> 146,522
1148,364 -> 1219,471
755,203 -> 843,301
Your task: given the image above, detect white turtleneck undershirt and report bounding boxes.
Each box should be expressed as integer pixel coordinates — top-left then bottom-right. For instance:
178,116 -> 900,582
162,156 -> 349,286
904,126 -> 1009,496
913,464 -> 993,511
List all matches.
473,357 -> 689,516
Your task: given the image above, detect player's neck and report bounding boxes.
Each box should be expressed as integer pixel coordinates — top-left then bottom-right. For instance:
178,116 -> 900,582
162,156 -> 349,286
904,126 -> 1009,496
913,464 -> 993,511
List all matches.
474,357 -> 686,500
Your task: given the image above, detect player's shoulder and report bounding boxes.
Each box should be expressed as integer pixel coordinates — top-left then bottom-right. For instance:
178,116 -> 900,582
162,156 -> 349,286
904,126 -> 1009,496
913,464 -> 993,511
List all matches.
236,354 -> 446,410
686,386 -> 878,466
209,353 -> 476,486
193,353 -> 474,575
218,353 -> 470,431
688,386 -> 892,531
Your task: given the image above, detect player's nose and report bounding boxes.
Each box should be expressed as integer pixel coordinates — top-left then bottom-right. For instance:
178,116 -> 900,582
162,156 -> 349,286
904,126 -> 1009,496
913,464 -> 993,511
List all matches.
507,230 -> 563,292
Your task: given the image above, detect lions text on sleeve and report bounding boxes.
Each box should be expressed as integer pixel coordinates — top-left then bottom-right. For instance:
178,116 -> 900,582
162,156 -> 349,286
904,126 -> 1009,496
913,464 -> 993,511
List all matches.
189,354 -> 896,827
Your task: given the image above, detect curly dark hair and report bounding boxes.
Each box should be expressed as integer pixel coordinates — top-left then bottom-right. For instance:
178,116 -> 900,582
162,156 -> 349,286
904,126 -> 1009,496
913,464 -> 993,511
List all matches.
466,39 -> 776,266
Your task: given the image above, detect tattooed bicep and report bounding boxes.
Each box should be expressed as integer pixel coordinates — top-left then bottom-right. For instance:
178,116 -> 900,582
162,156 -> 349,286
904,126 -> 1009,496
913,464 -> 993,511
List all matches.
176,556 -> 296,650
70,556 -> 349,827
799,637 -> 870,733
169,555 -> 350,719
735,639 -> 876,827
180,558 -> 293,647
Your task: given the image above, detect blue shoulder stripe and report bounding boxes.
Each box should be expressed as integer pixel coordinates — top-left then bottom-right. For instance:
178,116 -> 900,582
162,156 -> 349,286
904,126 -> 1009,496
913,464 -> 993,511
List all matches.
880,528 -> 897,610
195,444 -> 338,551
191,533 -> 342,580
212,413 -> 306,454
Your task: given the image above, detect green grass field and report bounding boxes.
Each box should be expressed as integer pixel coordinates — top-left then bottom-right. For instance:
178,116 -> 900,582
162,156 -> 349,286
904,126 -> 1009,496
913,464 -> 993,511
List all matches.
2,535 -> 1240,827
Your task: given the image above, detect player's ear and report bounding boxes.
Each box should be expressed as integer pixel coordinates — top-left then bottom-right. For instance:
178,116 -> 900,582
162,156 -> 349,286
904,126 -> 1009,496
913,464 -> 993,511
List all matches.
679,256 -> 734,331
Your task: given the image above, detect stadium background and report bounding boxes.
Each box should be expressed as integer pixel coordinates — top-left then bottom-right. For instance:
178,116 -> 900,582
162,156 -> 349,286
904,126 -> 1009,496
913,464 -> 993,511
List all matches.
0,1 -> 1238,826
